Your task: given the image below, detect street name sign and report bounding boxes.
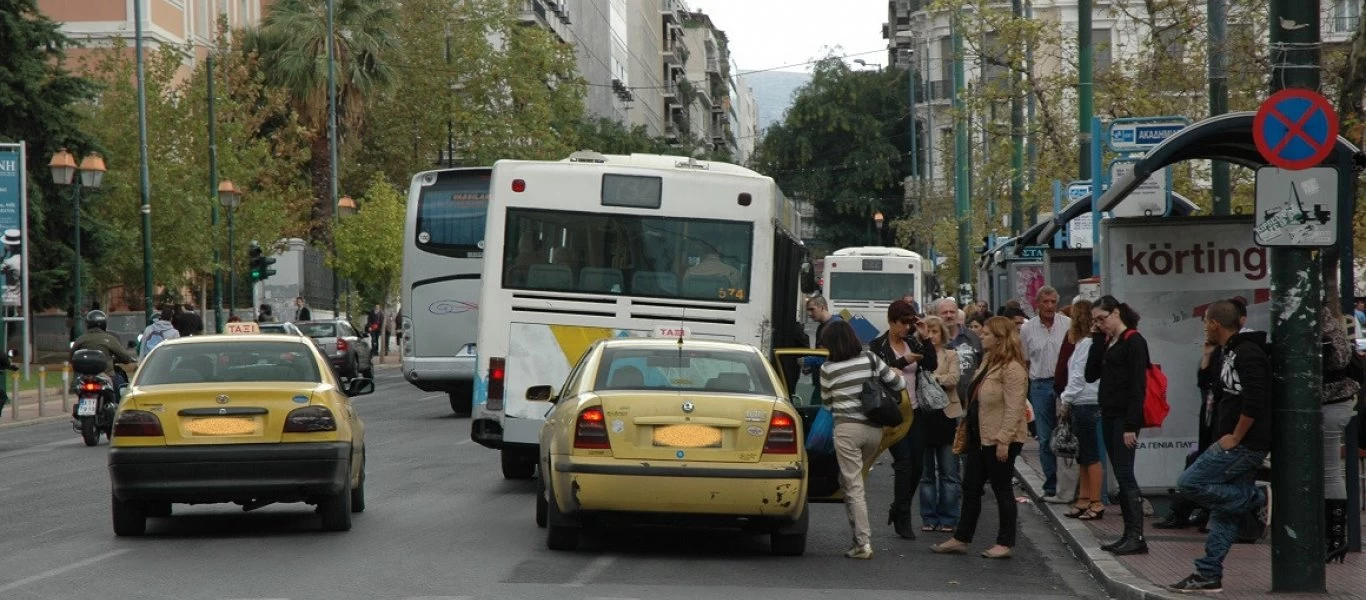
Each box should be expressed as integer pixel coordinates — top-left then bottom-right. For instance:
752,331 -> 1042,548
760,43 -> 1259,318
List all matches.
1252,89 -> 1339,171
1107,118 -> 1188,153
1253,166 -> 1337,247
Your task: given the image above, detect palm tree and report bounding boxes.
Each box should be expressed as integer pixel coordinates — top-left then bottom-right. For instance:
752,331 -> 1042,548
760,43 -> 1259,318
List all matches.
245,0 -> 396,242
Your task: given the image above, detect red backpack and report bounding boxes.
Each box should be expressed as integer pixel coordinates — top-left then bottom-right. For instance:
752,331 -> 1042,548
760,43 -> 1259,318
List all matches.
1124,330 -> 1170,428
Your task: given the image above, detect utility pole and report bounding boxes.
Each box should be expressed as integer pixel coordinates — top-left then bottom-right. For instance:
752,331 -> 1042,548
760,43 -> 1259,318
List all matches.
1078,0 -> 1094,179
1025,0 -> 1038,225
953,12 -> 971,295
1010,0 -> 1024,236
135,0 -> 155,322
208,54 -> 223,333
1268,0 -> 1325,591
445,24 -> 455,168
1208,0 -> 1231,215
327,0 -> 341,316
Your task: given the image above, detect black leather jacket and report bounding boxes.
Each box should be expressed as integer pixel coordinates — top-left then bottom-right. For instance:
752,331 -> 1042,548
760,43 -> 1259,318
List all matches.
868,331 -> 937,375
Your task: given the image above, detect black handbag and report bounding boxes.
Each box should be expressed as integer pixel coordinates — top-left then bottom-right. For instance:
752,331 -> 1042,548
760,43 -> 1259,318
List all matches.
1051,413 -> 1080,458
860,352 -> 904,427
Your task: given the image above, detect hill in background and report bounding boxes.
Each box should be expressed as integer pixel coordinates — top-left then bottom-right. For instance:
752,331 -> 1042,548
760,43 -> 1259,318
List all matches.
740,70 -> 811,137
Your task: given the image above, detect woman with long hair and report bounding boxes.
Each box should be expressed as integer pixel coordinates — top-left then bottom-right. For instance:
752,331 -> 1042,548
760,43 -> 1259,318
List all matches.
930,316 -> 1029,559
1084,295 -> 1150,555
869,300 -> 937,539
1057,299 -> 1104,520
918,316 -> 963,533
819,319 -> 907,560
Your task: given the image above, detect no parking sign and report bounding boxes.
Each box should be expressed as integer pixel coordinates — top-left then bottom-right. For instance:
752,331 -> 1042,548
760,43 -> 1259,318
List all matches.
1253,89 -> 1339,170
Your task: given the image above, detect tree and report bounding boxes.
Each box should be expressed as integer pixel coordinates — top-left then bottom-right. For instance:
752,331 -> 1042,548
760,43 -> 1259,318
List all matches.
246,0 -> 397,241
331,172 -> 404,307
572,117 -> 675,156
751,57 -> 916,251
0,0 -> 99,309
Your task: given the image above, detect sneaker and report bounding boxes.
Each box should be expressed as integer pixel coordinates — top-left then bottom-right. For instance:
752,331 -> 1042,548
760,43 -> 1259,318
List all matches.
1167,573 -> 1222,593
845,544 -> 874,559
1042,495 -> 1068,504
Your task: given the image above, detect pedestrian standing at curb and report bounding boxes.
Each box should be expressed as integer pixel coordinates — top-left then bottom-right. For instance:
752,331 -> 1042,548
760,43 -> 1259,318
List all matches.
1166,300 -> 1272,593
1058,299 -> 1104,521
1020,286 -> 1070,502
931,316 -> 1029,560
819,319 -> 906,560
870,299 -> 936,540
0,346 -> 16,417
1084,295 -> 1149,556
918,315 -> 963,533
1319,284 -> 1360,564
366,305 -> 384,357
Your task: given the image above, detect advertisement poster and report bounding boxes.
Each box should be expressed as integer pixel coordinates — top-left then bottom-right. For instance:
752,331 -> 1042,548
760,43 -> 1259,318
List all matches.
1101,216 -> 1269,493
0,145 -> 24,309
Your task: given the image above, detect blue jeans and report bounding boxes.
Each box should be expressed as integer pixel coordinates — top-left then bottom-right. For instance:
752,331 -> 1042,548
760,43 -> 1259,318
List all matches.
920,443 -> 961,527
1177,443 -> 1267,579
1028,378 -> 1058,494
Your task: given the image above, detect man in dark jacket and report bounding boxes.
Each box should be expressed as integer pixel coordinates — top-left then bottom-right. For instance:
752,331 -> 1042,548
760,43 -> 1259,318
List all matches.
1166,300 -> 1272,594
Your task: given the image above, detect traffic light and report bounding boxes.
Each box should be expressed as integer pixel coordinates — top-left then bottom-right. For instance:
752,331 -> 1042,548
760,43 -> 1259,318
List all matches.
248,242 -> 277,283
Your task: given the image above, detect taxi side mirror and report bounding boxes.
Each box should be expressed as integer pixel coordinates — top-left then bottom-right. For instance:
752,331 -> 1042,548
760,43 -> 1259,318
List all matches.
346,378 -> 375,397
526,384 -> 556,402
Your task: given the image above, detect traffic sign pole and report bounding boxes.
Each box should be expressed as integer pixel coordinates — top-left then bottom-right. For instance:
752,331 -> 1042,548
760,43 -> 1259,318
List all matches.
1267,0 -> 1325,591
1090,115 -> 1103,274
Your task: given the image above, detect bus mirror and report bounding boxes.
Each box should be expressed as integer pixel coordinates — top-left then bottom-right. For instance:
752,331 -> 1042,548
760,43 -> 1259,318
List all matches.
526,385 -> 556,402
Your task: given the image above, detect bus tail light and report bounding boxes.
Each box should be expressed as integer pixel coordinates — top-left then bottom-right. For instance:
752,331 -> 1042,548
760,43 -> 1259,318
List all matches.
573,406 -> 611,450
512,179 -> 526,192
486,357 -> 506,410
763,412 -> 798,455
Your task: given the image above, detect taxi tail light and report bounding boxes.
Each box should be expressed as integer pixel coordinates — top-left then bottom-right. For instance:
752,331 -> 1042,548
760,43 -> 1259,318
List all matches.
336,338 -> 349,353
573,406 -> 611,450
486,357 -> 506,411
763,412 -> 798,455
113,410 -> 163,437
283,406 -> 337,432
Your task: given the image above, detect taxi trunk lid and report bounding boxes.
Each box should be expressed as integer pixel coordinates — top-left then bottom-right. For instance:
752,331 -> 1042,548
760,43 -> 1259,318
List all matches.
130,383 -> 327,445
596,392 -> 779,463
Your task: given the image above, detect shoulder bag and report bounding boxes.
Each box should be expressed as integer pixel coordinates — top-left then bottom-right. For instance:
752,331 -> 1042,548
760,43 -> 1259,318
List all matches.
860,352 -> 904,427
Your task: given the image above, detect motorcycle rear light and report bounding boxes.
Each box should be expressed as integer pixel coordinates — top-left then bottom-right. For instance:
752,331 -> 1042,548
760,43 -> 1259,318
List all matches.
80,382 -> 102,393
486,357 -> 506,411
763,412 -> 797,455
283,406 -> 337,432
113,411 -> 163,437
336,338 -> 349,353
573,406 -> 610,450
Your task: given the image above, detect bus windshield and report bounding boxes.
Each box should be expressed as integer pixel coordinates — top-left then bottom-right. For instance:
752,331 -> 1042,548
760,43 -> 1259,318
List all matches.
501,208 -> 754,302
415,172 -> 491,255
829,272 -> 917,302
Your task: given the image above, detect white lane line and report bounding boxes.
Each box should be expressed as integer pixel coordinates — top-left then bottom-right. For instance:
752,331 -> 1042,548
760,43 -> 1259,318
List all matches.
0,549 -> 132,594
418,394 -> 445,401
0,437 -> 77,459
563,555 -> 616,587
454,439 -> 471,445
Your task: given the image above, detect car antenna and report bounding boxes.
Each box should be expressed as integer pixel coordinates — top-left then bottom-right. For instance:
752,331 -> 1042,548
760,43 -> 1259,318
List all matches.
677,308 -> 686,346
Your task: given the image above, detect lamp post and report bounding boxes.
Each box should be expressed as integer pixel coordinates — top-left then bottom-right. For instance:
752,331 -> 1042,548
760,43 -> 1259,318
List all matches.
218,180 -> 242,320
873,211 -> 885,245
49,149 -> 106,338
853,59 -> 883,72
337,195 -> 357,319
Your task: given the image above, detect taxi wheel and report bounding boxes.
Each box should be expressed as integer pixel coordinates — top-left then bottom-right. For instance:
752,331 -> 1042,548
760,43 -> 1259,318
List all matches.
545,483 -> 580,551
350,459 -> 366,513
318,474 -> 354,532
535,474 -> 548,528
770,507 -> 809,556
111,495 -> 146,537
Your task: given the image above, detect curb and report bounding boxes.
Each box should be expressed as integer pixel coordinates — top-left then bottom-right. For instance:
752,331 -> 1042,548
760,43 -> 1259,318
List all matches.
1014,459 -> 1180,600
0,414 -> 70,429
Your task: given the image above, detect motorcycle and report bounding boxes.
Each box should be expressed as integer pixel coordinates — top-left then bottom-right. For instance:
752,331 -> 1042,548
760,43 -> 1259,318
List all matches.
70,349 -> 125,446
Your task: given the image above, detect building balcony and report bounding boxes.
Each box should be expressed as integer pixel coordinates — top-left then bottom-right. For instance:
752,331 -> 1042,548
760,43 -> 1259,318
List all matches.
662,80 -> 679,99
519,0 -> 549,26
706,57 -> 720,73
662,0 -> 682,22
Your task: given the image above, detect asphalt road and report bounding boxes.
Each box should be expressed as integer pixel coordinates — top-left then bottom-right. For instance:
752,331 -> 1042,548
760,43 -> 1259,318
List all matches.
0,365 -> 1106,600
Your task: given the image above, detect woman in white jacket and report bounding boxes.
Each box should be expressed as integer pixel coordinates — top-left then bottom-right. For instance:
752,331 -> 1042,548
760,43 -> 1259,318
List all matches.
1058,299 -> 1103,520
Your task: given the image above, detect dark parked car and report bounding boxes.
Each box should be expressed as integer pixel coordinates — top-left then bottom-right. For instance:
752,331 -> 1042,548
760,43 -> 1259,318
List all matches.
296,320 -> 373,380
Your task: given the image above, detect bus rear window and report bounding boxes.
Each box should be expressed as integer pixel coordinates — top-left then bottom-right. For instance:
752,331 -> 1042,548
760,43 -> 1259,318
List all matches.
502,208 -> 753,302
415,171 -> 491,256
829,272 -> 917,302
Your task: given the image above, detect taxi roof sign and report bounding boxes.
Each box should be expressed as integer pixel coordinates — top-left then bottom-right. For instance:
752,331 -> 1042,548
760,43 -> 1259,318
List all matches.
226,322 -> 261,334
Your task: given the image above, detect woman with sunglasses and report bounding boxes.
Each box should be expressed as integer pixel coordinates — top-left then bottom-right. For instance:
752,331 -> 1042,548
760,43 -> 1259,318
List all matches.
1084,295 -> 1150,555
869,299 -> 937,539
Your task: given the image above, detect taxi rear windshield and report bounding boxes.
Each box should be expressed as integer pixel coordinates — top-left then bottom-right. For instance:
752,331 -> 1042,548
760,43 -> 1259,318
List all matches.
136,341 -> 322,385
594,347 -> 775,396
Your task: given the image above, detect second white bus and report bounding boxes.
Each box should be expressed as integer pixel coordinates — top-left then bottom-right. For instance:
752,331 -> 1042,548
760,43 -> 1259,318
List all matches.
821,246 -> 927,343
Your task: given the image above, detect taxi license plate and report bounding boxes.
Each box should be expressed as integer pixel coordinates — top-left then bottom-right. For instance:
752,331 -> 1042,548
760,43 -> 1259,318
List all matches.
185,417 -> 258,436
76,398 -> 97,416
652,424 -> 722,448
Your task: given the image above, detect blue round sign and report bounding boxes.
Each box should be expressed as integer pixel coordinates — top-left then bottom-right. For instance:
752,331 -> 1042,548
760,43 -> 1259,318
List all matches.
1253,89 -> 1339,170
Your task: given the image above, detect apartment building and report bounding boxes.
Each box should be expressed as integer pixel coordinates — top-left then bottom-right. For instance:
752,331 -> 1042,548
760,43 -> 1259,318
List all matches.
42,0 -> 267,67
676,10 -> 746,161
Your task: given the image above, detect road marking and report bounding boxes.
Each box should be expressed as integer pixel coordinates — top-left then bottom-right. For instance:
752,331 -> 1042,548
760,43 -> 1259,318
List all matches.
0,549 -> 131,594
0,437 -> 79,459
419,394 -> 445,401
563,555 -> 616,587
403,597 -> 473,600
454,439 -> 471,445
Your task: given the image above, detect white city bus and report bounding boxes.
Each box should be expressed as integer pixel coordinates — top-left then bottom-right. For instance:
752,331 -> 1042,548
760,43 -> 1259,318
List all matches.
400,167 -> 492,416
821,246 -> 927,343
469,152 -> 810,479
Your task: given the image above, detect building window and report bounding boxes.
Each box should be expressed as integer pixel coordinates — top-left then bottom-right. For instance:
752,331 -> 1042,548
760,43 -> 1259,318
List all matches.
196,0 -> 211,39
1157,25 -> 1185,63
939,36 -> 953,89
1094,29 -> 1112,73
1333,0 -> 1361,33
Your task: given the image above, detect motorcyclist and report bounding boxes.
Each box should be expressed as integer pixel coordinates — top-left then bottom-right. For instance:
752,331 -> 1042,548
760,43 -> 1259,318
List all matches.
71,310 -> 136,390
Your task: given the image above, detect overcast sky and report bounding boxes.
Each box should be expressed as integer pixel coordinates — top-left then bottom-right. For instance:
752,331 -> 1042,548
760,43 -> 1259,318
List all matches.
688,1 -> 888,73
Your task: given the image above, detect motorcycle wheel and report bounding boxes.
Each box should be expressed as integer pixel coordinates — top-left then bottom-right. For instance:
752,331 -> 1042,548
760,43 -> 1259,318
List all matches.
80,417 -> 100,446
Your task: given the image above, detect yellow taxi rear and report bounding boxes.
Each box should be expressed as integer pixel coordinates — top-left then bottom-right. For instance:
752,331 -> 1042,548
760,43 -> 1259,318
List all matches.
538,339 -> 809,555
108,335 -> 371,536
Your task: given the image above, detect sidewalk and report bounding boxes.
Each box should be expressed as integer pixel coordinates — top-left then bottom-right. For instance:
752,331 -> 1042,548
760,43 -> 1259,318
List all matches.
1016,445 -> 1364,599
1,384 -> 75,427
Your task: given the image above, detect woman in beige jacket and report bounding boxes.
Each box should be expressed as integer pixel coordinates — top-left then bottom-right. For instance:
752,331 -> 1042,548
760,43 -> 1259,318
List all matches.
918,316 -> 963,532
931,316 -> 1030,559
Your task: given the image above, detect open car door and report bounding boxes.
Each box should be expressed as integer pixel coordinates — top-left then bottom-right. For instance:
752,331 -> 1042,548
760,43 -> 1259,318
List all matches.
771,348 -> 913,503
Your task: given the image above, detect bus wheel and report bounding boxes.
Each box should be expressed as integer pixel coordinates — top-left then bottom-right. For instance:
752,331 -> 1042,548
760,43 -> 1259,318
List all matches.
448,382 -> 473,418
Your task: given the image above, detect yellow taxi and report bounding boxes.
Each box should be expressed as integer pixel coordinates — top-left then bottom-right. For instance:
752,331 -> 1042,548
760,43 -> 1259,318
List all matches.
535,338 -> 910,555
107,333 -> 371,536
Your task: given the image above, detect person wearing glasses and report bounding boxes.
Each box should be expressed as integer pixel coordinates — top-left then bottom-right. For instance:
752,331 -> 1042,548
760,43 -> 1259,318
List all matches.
1084,295 -> 1150,556
869,299 -> 937,539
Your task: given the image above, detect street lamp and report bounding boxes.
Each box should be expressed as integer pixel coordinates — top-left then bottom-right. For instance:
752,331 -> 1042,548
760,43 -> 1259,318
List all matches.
218,180 -> 243,320
49,148 -> 105,338
853,59 -> 883,71
873,211 -> 885,245
337,195 -> 357,318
